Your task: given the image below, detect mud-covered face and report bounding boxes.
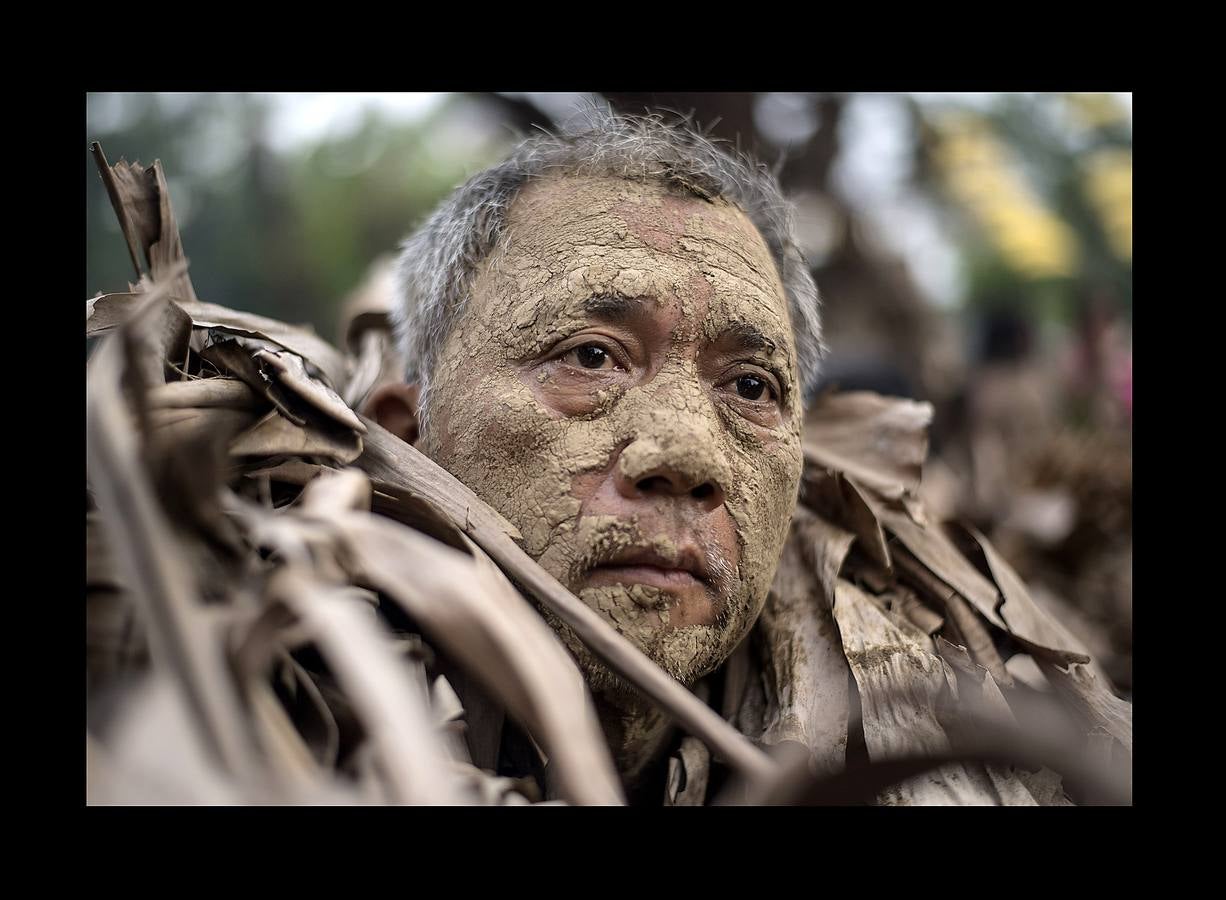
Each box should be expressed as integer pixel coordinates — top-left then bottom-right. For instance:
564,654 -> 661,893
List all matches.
422,175 -> 804,700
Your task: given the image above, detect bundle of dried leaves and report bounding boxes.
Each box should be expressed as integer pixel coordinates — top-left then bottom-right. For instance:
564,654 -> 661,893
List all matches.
86,146 -> 1131,805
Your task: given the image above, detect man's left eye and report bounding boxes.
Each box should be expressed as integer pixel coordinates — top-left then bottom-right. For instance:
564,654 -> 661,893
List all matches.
735,375 -> 770,401
568,344 -> 613,369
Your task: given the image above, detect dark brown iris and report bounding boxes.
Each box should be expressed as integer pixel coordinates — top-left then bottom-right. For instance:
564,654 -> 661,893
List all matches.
575,344 -> 609,369
736,375 -> 766,400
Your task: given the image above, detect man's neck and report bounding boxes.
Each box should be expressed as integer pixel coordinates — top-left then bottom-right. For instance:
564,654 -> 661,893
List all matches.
593,693 -> 676,797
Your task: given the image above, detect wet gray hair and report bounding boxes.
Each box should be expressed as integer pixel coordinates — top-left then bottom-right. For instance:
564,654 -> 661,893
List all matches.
392,108 -> 824,427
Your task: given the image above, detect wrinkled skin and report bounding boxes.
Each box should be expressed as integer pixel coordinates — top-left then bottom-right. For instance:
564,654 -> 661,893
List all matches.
420,175 -> 804,771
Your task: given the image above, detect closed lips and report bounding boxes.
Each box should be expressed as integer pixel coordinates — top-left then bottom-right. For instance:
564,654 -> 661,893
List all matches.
587,546 -> 710,588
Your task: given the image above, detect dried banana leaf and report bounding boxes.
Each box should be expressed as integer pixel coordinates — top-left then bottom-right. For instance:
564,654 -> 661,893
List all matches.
323,507 -> 624,805
147,377 -> 263,410
832,579 -> 1024,805
89,291 -> 348,390
91,143 -> 199,303
804,390 -> 931,519
86,287 -> 258,782
230,411 -> 363,465
265,567 -> 466,804
756,509 -> 853,773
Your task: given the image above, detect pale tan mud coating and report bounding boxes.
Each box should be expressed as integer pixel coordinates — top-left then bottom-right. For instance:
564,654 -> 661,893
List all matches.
422,175 -> 804,706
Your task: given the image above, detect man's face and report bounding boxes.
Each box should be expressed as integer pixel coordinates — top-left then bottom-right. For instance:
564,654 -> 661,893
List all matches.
421,175 -> 804,699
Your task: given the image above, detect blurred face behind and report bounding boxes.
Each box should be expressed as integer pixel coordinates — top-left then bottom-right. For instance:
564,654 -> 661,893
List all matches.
421,175 -> 804,701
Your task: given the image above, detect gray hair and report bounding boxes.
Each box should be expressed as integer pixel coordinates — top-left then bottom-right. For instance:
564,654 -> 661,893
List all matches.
392,107 -> 824,428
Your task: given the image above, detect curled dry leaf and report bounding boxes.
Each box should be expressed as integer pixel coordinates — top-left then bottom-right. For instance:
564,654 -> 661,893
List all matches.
88,291 -> 348,391
230,411 -> 363,465
253,346 -> 366,434
147,377 -> 263,410
804,390 -> 932,519
801,464 -> 892,572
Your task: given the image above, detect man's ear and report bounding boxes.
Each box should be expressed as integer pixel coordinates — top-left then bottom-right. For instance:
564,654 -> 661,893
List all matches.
363,382 -> 421,446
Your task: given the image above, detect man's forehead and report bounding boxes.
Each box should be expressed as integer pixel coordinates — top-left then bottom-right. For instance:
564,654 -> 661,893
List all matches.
508,174 -> 767,255
494,175 -> 794,348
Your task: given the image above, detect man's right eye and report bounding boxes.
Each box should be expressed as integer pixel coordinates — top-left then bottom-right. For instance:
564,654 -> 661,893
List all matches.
567,344 -> 613,370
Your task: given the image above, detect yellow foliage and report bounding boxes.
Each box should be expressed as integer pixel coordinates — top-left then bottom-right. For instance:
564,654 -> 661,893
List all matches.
1084,149 -> 1132,262
1065,93 -> 1128,131
934,115 -> 1078,279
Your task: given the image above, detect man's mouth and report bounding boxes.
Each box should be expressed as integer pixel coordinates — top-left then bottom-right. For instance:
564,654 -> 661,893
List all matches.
584,545 -> 711,595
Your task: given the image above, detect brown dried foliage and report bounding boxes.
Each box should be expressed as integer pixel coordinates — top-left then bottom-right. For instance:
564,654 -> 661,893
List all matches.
86,146 -> 1130,805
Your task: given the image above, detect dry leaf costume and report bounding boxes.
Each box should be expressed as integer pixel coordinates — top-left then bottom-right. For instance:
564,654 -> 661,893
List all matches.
85,150 -> 1131,806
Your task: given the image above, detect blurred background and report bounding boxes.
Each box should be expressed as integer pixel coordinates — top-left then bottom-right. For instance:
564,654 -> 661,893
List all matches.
85,91 -> 1132,694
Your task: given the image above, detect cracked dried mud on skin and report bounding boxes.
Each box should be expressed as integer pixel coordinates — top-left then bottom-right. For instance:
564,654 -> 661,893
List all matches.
421,175 -> 804,708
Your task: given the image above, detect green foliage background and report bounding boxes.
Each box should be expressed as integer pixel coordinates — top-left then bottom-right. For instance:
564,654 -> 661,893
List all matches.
87,92 -> 1131,362
87,93 -> 514,345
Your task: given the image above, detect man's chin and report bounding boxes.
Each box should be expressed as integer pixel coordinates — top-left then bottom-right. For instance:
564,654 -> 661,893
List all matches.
537,584 -> 734,711
558,621 -> 726,712
578,569 -> 719,629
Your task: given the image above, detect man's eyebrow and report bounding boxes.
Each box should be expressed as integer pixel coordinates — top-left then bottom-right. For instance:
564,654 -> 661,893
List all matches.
721,321 -> 780,356
577,293 -> 643,322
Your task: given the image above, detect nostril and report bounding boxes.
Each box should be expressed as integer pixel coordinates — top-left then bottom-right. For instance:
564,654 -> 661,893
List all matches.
631,474 -> 719,500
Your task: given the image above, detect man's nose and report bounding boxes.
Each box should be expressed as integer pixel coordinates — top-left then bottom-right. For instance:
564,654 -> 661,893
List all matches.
613,432 -> 728,512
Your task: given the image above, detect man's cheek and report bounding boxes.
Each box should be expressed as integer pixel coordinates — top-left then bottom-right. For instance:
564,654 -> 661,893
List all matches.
469,400 -> 616,562
728,439 -> 801,582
